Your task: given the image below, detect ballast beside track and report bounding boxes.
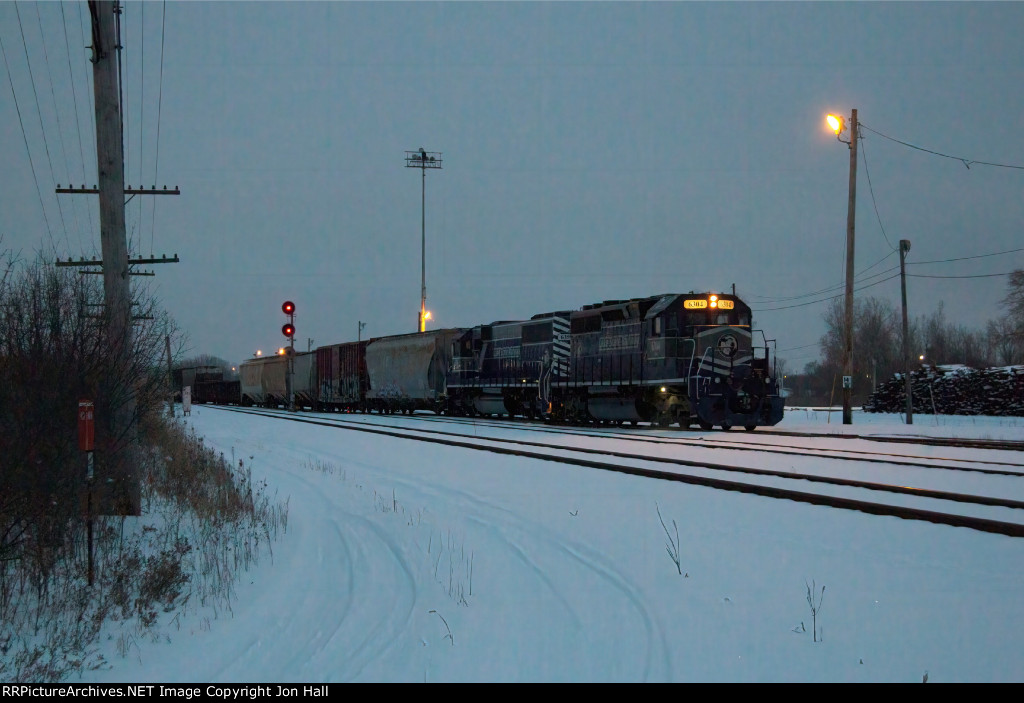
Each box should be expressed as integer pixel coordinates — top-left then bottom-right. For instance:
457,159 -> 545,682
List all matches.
206,406 -> 1024,538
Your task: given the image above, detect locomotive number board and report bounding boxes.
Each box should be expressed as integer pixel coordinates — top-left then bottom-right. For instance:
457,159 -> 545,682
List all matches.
683,299 -> 734,310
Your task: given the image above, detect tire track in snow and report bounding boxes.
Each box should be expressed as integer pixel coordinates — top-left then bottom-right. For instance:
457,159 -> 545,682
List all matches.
270,465 -> 419,681
333,455 -> 671,681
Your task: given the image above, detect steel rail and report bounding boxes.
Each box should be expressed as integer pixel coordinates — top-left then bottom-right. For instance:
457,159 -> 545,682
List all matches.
209,406 -> 1024,538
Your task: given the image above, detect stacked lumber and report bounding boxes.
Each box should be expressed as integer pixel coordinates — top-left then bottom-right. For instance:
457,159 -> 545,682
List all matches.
864,364 -> 1024,416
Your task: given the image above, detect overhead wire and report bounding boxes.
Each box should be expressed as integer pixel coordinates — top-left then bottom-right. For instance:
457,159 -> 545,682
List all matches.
908,247 -> 1024,266
61,0 -> 94,249
860,123 -> 1024,171
858,130 -> 896,252
752,271 -> 902,312
116,0 -> 132,254
748,118 -> 1023,310
36,2 -> 84,254
150,0 -> 167,257
138,1 -> 145,256
746,250 -> 897,304
909,272 -> 1016,280
15,1 -> 68,254
1,26 -> 54,251
78,0 -> 98,257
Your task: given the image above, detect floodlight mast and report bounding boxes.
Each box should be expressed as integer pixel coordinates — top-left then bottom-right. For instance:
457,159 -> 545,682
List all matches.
405,149 -> 443,332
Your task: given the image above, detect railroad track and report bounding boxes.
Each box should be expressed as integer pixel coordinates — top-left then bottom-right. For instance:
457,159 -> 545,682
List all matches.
399,410 -> 1024,453
343,410 -> 1024,476
205,405 -> 1024,538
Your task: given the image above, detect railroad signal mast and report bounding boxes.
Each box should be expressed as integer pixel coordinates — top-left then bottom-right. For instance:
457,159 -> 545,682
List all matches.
283,301 -> 296,411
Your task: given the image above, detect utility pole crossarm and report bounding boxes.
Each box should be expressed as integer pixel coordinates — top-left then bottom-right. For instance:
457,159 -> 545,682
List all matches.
56,185 -> 180,195
55,254 -> 180,267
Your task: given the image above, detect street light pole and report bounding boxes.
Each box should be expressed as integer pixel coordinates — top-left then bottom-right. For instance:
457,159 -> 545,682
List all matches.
405,149 -> 443,332
828,109 -> 858,425
899,239 -> 913,424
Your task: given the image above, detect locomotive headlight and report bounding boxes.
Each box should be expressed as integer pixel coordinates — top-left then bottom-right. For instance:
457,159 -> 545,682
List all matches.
709,294 -> 718,308
660,386 -> 667,393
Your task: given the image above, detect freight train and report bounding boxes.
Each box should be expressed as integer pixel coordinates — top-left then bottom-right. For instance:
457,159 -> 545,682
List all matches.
186,292 -> 785,431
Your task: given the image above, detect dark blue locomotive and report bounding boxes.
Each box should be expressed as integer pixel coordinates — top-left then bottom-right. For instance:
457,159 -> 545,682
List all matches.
445,292 -> 784,430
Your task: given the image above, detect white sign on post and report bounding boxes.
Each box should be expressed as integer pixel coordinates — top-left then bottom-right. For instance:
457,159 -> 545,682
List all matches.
842,375 -> 852,389
183,386 -> 192,416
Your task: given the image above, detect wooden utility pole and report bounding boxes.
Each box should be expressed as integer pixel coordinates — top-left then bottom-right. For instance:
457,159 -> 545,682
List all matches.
900,239 -> 913,424
90,1 -> 130,348
841,109 -> 858,425
54,2 -> 179,516
89,0 -> 137,513
166,335 -> 174,419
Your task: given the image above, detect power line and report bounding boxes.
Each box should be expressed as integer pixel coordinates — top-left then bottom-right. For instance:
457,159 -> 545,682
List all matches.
61,0 -> 92,250
15,1 -> 68,252
908,271 -> 1015,280
150,0 -> 167,257
752,272 -> 902,312
778,342 -> 820,353
79,0 -> 98,256
746,251 -> 897,304
138,0 -> 145,255
0,27 -> 54,248
36,2 -> 83,254
908,247 -> 1024,266
860,123 -> 1024,171
859,132 -> 896,252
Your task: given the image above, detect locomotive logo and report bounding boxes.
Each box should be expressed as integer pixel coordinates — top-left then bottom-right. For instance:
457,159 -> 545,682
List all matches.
717,334 -> 738,358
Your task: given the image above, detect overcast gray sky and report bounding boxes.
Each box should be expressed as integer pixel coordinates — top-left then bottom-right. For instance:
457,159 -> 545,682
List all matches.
2,1 -> 1022,369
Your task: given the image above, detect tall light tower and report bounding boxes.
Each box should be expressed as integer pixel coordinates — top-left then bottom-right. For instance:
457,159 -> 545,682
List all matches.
405,148 -> 443,332
827,110 -> 858,425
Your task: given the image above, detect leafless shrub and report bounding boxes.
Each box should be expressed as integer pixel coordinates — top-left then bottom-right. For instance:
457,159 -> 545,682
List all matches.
805,579 -> 825,642
656,503 -> 683,576
0,411 -> 289,683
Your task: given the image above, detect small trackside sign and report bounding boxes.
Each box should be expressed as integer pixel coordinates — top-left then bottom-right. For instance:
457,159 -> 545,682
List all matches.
78,399 -> 94,452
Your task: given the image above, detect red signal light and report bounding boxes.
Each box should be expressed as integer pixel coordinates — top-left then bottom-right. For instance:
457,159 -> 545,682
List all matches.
282,323 -> 295,338
282,301 -> 295,315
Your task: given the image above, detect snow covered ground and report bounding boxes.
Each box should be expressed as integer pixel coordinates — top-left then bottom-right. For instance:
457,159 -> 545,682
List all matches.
75,408 -> 1024,682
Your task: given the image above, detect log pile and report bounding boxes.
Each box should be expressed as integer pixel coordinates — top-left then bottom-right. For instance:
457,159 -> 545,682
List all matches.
864,364 -> 1024,415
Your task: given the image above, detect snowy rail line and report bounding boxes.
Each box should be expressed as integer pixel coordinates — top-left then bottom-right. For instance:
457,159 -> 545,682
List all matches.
209,407 -> 1024,538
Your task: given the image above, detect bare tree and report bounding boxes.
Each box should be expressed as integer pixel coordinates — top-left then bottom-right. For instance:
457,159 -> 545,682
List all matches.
0,256 -> 179,572
986,316 -> 1021,367
1003,269 -> 1024,347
